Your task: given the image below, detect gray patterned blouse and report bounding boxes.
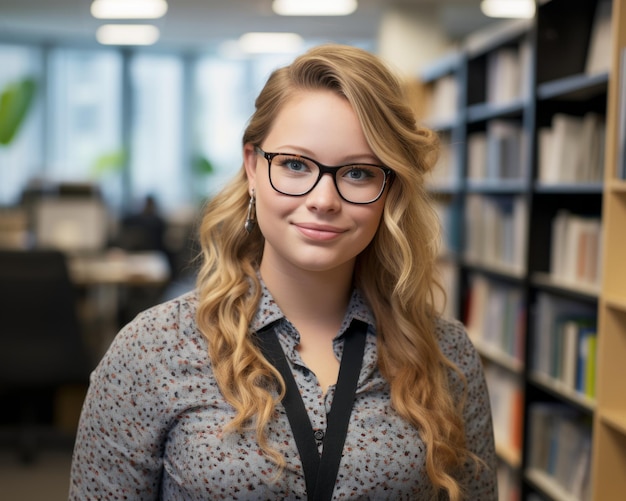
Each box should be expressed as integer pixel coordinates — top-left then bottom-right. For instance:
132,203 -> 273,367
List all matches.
69,285 -> 497,500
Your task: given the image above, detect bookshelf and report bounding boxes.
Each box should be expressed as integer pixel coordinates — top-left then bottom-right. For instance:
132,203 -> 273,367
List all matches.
591,0 -> 626,498
417,0 -> 622,499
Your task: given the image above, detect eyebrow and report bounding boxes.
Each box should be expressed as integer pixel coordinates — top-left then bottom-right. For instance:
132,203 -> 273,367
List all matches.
270,146 -> 381,165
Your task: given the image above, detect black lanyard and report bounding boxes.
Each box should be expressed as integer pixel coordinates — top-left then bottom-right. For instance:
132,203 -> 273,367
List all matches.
256,319 -> 368,501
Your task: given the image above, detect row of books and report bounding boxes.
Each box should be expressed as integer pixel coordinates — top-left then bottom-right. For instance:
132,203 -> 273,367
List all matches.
532,293 -> 597,398
537,112 -> 605,185
465,273 -> 526,364
585,0 -> 612,76
467,121 -> 528,181
486,42 -> 532,105
550,211 -> 602,289
464,194 -> 527,273
527,403 -> 592,501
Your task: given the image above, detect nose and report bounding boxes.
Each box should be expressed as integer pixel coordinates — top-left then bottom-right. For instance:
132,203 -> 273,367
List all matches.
305,172 -> 342,212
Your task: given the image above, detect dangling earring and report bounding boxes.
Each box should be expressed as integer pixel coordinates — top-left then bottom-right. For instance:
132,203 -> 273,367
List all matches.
244,190 -> 256,233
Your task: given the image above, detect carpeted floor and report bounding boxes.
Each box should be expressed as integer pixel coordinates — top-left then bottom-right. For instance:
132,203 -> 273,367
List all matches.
0,448 -> 72,501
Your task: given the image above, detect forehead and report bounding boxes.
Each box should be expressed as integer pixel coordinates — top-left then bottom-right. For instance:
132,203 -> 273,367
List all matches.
264,90 -> 373,162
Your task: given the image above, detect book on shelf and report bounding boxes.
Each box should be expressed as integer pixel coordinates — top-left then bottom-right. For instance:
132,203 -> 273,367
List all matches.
464,195 -> 527,273
487,46 -> 521,104
538,113 -> 606,185
486,40 -> 532,104
467,122 -> 526,182
585,0 -> 613,75
532,293 -> 597,398
467,132 -> 487,180
577,327 -> 597,398
497,463 -> 521,501
550,211 -> 602,288
527,403 -> 592,500
484,364 -> 523,455
465,274 -> 526,363
489,120 -> 525,180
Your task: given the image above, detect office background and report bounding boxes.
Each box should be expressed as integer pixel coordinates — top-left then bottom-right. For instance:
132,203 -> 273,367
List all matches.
7,2 -> 621,501
0,2 -> 500,499
0,0 -> 495,214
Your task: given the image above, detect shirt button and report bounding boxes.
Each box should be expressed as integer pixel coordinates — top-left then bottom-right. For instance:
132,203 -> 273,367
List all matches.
314,429 -> 325,442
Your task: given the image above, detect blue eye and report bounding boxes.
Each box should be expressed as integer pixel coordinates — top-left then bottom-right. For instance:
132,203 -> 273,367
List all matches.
274,155 -> 314,175
285,159 -> 307,172
342,167 -> 377,181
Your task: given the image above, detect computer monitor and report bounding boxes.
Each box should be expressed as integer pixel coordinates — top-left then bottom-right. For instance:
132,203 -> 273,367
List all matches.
34,198 -> 109,253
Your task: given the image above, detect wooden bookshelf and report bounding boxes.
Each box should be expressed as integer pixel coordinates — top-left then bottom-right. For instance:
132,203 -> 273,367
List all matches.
417,0 -> 623,498
591,0 -> 626,499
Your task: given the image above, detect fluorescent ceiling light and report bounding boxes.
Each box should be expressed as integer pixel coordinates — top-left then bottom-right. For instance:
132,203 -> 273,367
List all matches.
91,0 -> 168,20
238,32 -> 303,54
272,0 -> 357,16
96,24 -> 160,45
480,0 -> 535,19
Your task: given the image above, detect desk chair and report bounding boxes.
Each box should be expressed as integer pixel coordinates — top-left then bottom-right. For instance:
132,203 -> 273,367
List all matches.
0,250 -> 93,462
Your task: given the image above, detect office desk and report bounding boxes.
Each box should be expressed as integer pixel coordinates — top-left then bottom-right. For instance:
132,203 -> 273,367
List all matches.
68,249 -> 170,286
68,250 -> 171,361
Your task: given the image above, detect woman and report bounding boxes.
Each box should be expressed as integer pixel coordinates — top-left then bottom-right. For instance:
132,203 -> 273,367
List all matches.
70,44 -> 497,500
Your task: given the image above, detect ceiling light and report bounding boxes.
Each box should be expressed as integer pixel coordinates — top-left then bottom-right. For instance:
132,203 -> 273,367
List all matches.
238,32 -> 304,54
480,0 -> 535,19
272,0 -> 357,16
91,0 -> 168,20
96,24 -> 160,45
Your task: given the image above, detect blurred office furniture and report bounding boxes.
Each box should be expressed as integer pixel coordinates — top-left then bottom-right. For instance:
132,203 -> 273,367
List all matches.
69,248 -> 172,355
0,207 -> 29,249
0,249 -> 94,462
116,195 -> 166,254
33,196 -> 109,253
67,248 -> 172,358
69,249 -> 170,286
112,195 -> 175,326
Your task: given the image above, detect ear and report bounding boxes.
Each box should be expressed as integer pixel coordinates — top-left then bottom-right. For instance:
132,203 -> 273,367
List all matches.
243,143 -> 258,193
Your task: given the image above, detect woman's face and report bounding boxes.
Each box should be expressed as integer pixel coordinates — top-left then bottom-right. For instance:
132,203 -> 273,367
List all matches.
244,89 -> 387,279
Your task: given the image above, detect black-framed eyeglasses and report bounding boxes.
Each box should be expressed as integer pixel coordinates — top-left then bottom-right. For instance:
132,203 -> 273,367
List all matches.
255,147 -> 392,204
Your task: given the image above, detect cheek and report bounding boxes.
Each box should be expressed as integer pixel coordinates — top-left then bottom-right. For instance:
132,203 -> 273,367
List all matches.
255,192 -> 295,229
353,207 -> 385,245
361,203 -> 385,231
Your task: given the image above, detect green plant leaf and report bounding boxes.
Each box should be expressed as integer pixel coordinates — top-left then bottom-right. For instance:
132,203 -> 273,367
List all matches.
0,77 -> 37,146
194,155 -> 215,175
90,149 -> 126,178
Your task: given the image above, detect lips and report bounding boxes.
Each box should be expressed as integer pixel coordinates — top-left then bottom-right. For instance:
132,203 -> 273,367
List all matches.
294,222 -> 346,241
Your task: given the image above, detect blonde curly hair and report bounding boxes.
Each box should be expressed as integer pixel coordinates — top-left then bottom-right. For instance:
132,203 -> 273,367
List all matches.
196,44 -> 473,500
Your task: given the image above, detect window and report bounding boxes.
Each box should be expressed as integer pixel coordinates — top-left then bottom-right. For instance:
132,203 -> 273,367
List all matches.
193,57 -> 250,199
129,54 -> 184,212
192,52 -> 301,200
48,48 -> 123,206
0,44 -> 43,205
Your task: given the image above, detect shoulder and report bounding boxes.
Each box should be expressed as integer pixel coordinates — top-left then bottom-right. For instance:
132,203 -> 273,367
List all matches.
132,289 -> 199,331
96,290 -> 205,374
434,316 -> 474,356
433,316 -> 482,378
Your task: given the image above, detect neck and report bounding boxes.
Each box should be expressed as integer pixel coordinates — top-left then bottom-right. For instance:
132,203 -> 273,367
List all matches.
259,261 -> 354,336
